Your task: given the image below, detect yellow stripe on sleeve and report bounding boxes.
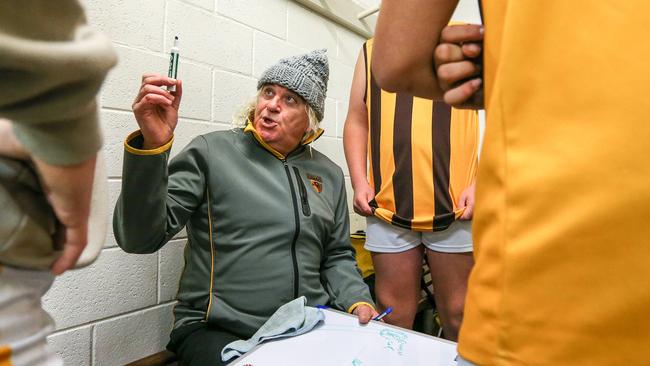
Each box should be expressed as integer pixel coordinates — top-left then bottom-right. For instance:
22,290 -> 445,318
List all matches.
124,130 -> 174,155
347,301 -> 376,314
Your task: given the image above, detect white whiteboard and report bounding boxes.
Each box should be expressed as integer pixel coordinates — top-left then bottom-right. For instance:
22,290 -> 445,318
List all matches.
230,309 -> 459,366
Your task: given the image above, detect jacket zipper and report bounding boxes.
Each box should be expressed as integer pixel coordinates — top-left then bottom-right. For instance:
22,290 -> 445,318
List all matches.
292,167 -> 311,216
283,160 -> 300,299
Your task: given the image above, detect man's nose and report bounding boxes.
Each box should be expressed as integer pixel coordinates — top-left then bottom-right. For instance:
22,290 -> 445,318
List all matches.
267,96 -> 281,112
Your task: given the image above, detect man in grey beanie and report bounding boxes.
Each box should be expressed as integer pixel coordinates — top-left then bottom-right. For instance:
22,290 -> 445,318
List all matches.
113,50 -> 378,365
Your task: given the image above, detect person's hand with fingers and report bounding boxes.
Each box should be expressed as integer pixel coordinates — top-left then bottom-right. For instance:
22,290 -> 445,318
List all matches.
353,304 -> 379,324
457,182 -> 476,220
33,155 -> 97,275
0,118 -> 97,275
434,24 -> 484,109
352,183 -> 375,216
132,73 -> 183,149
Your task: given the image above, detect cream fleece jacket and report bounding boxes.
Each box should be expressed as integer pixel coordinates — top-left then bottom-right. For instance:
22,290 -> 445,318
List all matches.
0,0 -> 117,165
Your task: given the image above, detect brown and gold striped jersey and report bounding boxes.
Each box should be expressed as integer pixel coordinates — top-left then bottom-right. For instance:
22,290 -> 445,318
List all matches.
364,39 -> 479,232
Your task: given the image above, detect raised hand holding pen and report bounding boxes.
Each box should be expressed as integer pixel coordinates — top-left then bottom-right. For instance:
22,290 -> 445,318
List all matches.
132,73 -> 182,149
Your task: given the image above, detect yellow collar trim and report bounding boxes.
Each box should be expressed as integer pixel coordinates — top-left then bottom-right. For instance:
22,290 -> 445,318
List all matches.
244,121 -> 324,160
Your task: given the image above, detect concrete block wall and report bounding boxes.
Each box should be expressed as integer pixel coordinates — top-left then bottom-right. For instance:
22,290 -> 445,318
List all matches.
43,0 -> 368,364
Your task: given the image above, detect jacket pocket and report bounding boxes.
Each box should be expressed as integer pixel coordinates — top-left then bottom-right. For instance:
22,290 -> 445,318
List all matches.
292,167 -> 311,217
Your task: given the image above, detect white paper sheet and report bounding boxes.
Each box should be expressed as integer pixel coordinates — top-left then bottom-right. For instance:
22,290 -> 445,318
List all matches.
230,309 -> 459,366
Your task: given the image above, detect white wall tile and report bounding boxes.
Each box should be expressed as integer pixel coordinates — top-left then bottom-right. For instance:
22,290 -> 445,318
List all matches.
101,110 -> 136,178
337,28 -> 365,67
349,213 -> 365,232
320,98 -> 337,137
84,0 -> 164,51
252,32 -> 303,79
101,45 -> 168,111
327,58 -> 354,102
213,70 -> 258,123
170,119 -> 227,157
345,178 -> 366,232
159,239 -> 186,302
106,179 -> 122,248
93,304 -> 174,366
287,2 -> 337,54
176,61 -> 213,121
312,136 -> 347,173
43,248 -> 157,330
178,0 -> 215,12
166,1 -> 253,74
336,100 -> 348,138
452,0 -> 483,24
219,0 -> 287,39
47,325 -> 92,366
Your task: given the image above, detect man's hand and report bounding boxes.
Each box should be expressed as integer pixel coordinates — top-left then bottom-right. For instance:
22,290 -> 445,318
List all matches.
457,182 -> 476,220
352,183 -> 375,216
33,155 -> 97,275
434,24 -> 484,108
132,74 -> 183,149
1,119 -> 98,275
353,304 -> 379,324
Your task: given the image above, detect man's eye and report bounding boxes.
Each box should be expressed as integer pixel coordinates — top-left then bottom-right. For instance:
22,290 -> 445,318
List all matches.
286,96 -> 296,104
264,89 -> 273,97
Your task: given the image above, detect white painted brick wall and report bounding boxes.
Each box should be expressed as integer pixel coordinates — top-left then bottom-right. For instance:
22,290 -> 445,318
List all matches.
219,0 -> 288,39
92,304 -> 175,365
212,69 -> 258,123
166,0 -> 253,73
177,0 -> 215,12
320,98 -> 338,138
85,0 -> 165,52
101,46 -> 169,111
46,325 -> 92,366
252,31 -> 303,78
287,2 -> 338,52
45,1 -> 370,363
43,248 -> 158,330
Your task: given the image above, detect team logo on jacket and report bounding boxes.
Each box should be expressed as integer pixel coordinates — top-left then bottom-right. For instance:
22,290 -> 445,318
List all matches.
307,173 -> 323,193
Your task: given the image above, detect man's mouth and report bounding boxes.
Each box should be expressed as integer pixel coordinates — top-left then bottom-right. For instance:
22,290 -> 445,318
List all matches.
260,116 -> 278,127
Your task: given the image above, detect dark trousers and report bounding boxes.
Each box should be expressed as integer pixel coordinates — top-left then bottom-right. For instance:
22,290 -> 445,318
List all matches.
167,322 -> 242,366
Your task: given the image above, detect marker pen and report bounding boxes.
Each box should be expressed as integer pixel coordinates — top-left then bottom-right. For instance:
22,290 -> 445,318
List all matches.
167,36 -> 180,92
373,306 -> 393,321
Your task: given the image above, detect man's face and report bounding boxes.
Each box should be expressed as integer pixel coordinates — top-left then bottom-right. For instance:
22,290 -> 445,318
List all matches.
253,84 -> 310,155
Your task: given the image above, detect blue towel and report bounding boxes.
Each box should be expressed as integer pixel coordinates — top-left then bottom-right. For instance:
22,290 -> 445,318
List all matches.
221,296 -> 325,362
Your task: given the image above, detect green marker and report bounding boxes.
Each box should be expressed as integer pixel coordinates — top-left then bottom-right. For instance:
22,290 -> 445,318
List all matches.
167,36 -> 180,92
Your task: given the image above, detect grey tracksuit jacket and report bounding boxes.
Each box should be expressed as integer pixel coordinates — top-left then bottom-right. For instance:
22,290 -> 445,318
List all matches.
113,124 -> 373,337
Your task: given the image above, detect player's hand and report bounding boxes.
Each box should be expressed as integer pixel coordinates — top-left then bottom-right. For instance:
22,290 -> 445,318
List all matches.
132,73 -> 183,149
457,182 -> 476,220
434,24 -> 484,109
354,304 -> 379,324
352,183 -> 375,216
32,155 -> 97,275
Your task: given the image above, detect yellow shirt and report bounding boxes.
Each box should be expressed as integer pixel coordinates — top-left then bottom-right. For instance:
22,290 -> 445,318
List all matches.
460,2 -> 650,365
364,39 -> 479,231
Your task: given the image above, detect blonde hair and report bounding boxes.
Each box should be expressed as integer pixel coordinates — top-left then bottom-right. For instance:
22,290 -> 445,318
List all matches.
232,89 -> 320,143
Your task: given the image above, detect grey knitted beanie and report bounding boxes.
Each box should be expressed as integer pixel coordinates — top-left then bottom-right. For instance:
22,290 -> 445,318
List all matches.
257,49 -> 329,121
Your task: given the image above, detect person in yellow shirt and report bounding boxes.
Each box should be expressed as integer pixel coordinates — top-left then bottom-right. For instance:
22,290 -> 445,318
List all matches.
372,1 -> 650,365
